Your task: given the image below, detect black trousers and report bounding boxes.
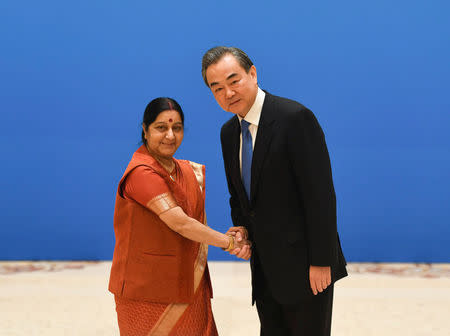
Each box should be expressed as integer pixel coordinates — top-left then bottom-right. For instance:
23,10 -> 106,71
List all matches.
255,276 -> 334,336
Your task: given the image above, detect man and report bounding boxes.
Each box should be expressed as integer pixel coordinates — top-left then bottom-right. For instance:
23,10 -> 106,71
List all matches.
202,46 -> 347,336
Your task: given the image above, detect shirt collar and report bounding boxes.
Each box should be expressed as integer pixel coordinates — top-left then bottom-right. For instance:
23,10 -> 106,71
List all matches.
237,87 -> 265,126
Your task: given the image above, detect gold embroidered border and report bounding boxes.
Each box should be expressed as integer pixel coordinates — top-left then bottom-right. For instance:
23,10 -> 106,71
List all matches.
148,165 -> 207,335
148,196 -> 209,336
189,161 -> 204,192
146,193 -> 177,216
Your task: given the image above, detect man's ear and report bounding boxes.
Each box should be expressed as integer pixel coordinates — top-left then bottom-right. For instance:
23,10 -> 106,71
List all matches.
249,65 -> 257,83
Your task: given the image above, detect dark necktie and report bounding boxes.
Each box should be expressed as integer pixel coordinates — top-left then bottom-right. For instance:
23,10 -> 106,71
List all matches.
241,119 -> 253,199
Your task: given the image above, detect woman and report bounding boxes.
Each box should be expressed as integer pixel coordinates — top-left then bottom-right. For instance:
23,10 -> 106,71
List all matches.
109,97 -> 250,336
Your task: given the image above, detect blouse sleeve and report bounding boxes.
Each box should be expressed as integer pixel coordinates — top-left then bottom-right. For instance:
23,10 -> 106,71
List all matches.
122,166 -> 178,215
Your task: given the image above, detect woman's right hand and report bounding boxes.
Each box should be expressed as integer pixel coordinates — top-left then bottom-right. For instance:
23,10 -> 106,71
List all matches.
225,227 -> 252,260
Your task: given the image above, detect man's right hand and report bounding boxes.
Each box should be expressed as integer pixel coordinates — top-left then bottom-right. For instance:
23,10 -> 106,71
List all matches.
226,226 -> 248,240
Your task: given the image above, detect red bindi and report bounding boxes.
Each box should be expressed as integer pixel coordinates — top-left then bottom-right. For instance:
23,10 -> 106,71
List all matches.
169,118 -> 173,122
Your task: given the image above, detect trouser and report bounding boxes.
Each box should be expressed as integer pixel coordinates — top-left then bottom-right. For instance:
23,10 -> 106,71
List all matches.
255,272 -> 334,336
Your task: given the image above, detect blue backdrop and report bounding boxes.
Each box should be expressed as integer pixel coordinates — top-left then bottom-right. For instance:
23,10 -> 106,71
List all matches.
1,1 -> 449,261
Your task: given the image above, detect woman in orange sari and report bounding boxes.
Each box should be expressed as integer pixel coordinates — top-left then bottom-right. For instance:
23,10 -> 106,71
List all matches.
109,97 -> 251,336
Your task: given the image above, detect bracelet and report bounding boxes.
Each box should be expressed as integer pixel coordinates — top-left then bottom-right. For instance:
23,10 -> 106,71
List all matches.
224,235 -> 235,252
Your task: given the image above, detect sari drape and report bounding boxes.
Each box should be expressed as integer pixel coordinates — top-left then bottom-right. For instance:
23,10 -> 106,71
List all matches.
114,154 -> 218,336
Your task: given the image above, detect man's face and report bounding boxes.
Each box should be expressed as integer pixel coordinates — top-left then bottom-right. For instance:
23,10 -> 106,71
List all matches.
205,54 -> 258,117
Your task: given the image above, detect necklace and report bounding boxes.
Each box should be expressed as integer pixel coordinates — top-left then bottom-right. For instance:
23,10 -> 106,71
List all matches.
156,157 -> 177,182
145,144 -> 176,181
166,165 -> 177,182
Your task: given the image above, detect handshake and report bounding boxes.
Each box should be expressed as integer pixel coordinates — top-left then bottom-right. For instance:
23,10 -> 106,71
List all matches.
223,226 -> 252,260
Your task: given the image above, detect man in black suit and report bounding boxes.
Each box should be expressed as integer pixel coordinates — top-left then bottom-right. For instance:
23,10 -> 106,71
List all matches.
202,46 -> 347,336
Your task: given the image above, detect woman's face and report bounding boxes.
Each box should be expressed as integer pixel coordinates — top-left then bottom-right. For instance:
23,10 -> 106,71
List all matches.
143,110 -> 184,159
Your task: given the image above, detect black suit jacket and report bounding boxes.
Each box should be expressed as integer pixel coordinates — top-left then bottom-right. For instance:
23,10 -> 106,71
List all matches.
220,92 -> 347,305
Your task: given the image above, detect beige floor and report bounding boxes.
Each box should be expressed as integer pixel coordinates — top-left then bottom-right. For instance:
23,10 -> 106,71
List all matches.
0,262 -> 449,335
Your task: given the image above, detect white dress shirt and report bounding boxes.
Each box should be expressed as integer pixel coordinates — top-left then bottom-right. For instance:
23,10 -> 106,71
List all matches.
237,87 -> 265,174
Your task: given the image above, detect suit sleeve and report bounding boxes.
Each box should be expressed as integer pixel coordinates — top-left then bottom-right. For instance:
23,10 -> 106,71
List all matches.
288,107 -> 337,266
220,125 -> 246,229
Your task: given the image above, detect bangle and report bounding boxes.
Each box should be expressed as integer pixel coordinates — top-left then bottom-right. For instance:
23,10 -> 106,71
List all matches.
224,235 -> 235,252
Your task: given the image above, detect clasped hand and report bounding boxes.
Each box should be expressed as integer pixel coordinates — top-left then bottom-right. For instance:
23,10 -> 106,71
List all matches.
225,226 -> 252,260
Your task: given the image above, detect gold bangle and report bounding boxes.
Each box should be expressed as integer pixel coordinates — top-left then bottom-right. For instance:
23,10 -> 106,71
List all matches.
224,235 -> 235,252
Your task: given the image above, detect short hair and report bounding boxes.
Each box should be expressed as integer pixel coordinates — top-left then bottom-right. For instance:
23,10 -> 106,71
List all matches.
141,97 -> 184,145
201,46 -> 254,87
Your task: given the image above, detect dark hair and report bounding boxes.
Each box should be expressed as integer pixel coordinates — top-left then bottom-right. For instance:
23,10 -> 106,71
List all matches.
201,46 -> 254,87
141,97 -> 184,144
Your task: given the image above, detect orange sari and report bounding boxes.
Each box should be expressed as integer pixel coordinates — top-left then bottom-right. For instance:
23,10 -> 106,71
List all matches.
114,159 -> 218,336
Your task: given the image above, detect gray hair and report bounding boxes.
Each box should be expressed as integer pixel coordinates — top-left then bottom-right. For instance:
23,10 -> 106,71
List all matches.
201,46 -> 254,87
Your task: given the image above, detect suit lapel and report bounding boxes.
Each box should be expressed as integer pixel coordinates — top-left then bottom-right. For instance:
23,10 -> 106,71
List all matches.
250,93 -> 275,202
